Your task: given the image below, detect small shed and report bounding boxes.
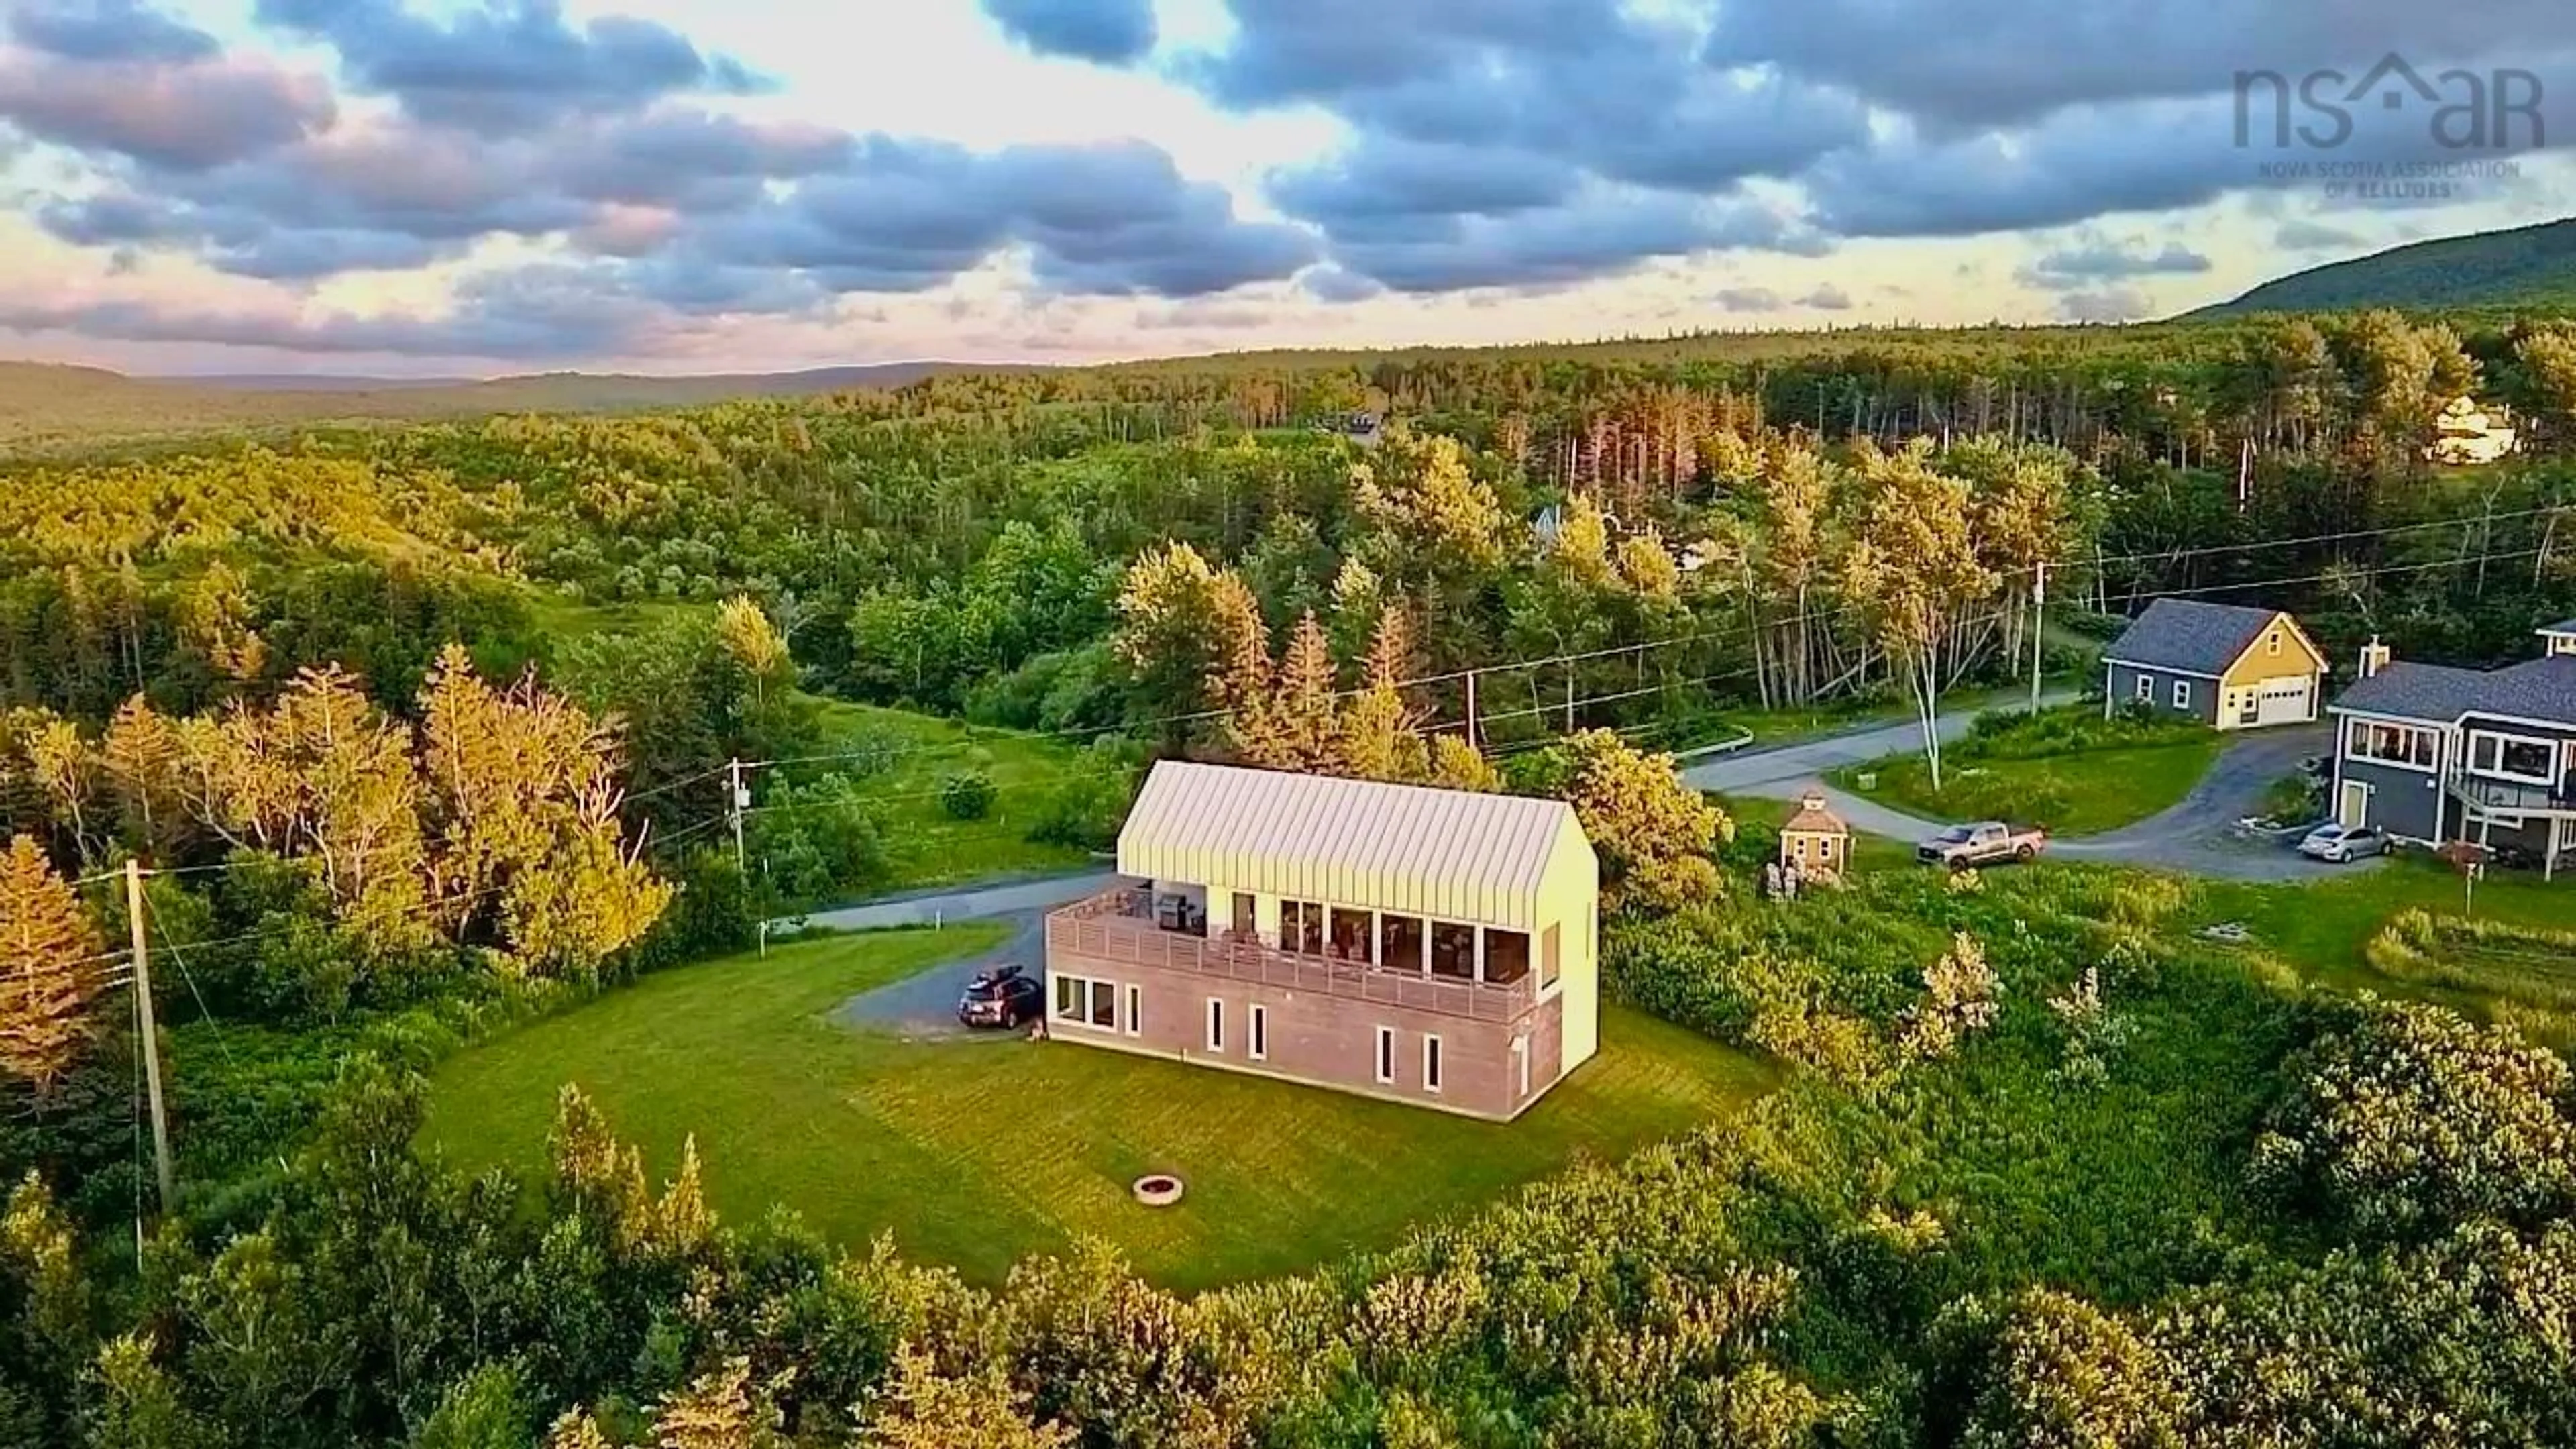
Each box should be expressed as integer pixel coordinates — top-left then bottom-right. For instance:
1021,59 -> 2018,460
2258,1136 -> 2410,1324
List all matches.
1780,792 -> 1851,879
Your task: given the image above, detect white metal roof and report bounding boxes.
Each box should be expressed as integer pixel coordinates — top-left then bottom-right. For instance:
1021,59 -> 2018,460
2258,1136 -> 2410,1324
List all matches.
1116,760 -> 1594,930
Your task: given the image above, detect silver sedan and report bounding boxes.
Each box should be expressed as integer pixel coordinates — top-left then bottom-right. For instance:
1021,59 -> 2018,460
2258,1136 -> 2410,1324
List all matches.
2298,824 -> 2388,864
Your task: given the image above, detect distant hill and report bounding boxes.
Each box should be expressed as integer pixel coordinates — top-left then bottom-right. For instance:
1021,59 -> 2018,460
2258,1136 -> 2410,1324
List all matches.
0,359 -> 1016,451
2200,217 -> 2576,315
171,361 -> 979,399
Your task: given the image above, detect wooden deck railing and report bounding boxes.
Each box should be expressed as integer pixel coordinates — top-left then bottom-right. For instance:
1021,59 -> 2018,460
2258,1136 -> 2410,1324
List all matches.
1045,890 -> 1538,1024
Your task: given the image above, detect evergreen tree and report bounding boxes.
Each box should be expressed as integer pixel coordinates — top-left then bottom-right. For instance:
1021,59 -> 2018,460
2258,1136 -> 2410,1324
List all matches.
0,835 -> 103,1101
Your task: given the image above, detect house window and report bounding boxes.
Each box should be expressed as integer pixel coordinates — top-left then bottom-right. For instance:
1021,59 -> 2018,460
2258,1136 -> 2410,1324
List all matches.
1205,998 -> 1225,1053
1124,985 -> 1140,1037
1053,974 -> 1116,1032
1541,924 -> 1562,990
2172,680 -> 2192,710
1379,913 -> 1424,973
1423,1035 -> 1443,1093
1279,900 -> 1325,956
2267,630 -> 2282,656
1430,922 -> 1477,981
1511,1036 -> 1530,1097
1485,929 -> 1531,986
2470,731 -> 2559,785
1230,892 -> 1255,935
2349,720 -> 2439,770
1375,1026 -> 1396,1084
1329,907 -> 1375,963
2134,674 -> 2153,701
1249,1004 -> 1267,1061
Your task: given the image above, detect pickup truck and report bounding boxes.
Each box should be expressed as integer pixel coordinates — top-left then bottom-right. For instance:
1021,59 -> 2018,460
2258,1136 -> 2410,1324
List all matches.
1915,821 -> 2047,869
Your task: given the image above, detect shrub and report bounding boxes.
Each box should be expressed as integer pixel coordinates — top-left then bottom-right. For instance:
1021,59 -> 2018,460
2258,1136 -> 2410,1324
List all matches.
2253,998 -> 2576,1238
939,770 -> 997,821
1027,772 -> 1129,853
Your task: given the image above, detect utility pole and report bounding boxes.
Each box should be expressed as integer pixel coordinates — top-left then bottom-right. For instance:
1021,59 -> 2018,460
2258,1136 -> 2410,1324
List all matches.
2029,560 -> 2047,714
727,758 -> 749,876
1464,670 -> 1479,751
125,859 -> 175,1215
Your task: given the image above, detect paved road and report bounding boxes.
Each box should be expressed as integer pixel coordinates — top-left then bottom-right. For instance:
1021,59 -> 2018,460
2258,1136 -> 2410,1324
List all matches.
1680,690 -> 2079,794
1685,701 -> 2358,883
790,870 -> 1116,1036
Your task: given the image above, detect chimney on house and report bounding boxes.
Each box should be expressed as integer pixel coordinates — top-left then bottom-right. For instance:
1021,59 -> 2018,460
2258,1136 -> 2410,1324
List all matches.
2359,637 -> 2392,679
1801,792 -> 1828,814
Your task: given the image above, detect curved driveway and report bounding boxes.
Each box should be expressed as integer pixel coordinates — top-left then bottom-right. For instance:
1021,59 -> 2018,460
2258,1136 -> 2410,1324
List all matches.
1682,710 -> 2355,883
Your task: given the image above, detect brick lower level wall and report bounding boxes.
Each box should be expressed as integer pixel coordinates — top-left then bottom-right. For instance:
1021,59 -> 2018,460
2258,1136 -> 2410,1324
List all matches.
1044,946 -> 1570,1120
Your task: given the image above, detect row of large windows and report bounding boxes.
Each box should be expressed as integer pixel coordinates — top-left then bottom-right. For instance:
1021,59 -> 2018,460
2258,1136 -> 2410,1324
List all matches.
1053,973 -> 1138,1037
1256,893 -> 1558,989
2346,718 -> 2571,786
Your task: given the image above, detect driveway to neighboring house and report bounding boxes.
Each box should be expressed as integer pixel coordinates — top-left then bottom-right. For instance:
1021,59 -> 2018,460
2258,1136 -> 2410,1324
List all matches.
1684,704 -> 2359,883
796,869 -> 1118,1036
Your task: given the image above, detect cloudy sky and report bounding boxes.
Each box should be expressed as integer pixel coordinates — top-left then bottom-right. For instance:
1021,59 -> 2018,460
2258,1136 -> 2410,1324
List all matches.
1,0 -> 2571,376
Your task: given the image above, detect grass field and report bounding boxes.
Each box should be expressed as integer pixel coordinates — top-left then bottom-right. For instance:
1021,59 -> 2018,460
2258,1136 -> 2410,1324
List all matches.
801,698 -> 1101,891
2171,851 -> 2576,1048
1837,738 -> 2222,835
1829,702 -> 2222,837
423,926 -> 1774,1289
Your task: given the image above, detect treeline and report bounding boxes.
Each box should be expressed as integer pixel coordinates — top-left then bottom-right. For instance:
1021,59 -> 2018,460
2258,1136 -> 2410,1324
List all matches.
8,312 -> 2575,752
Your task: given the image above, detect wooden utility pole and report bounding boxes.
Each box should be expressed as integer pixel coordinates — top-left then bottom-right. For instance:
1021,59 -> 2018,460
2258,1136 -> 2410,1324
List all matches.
2029,561 -> 2048,714
727,759 -> 749,875
1464,671 -> 1480,750
125,859 -> 174,1214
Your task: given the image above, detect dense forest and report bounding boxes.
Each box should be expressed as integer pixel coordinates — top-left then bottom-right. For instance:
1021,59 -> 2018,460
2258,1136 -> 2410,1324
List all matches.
3,305 -> 2576,1446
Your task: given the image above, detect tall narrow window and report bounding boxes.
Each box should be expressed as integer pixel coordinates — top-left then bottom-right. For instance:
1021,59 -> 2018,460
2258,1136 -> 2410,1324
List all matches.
1511,1036 -> 1529,1097
1249,1005 -> 1268,1061
2134,674 -> 2153,701
1375,1026 -> 1396,1084
1230,892 -> 1256,936
1124,984 -> 1140,1037
1205,998 -> 1225,1053
1540,924 -> 1562,990
1423,1035 -> 1443,1093
2172,680 -> 2192,710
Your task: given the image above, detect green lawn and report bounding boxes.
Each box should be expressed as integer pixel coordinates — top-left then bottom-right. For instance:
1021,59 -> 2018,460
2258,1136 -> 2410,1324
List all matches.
1824,702 -> 2225,837
800,698 -> 1099,890
424,927 -> 1774,1289
1835,737 -> 2223,835
2196,852 -> 2576,1006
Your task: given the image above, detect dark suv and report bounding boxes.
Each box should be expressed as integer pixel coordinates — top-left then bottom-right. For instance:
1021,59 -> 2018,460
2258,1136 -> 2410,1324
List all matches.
957,965 -> 1043,1029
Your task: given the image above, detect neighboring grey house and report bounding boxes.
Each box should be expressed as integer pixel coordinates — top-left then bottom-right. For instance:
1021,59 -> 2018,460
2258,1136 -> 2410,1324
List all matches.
2100,599 -> 2329,730
2328,621 -> 2576,877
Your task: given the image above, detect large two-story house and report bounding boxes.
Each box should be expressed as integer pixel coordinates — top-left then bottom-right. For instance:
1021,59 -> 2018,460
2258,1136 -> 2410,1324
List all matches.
2327,619 -> 2576,878
1042,760 -> 1601,1120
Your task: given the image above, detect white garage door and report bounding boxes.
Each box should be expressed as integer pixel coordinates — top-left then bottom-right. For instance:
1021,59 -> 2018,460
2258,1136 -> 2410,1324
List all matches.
2251,675 -> 2313,726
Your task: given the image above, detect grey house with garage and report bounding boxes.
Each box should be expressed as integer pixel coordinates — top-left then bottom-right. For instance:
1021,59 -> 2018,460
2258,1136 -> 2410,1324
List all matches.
2101,599 -> 2329,730
2327,621 -> 2576,878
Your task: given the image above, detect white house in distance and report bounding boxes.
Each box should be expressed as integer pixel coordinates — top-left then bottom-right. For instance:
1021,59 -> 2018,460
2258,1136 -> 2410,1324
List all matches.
2428,396 -> 2520,466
